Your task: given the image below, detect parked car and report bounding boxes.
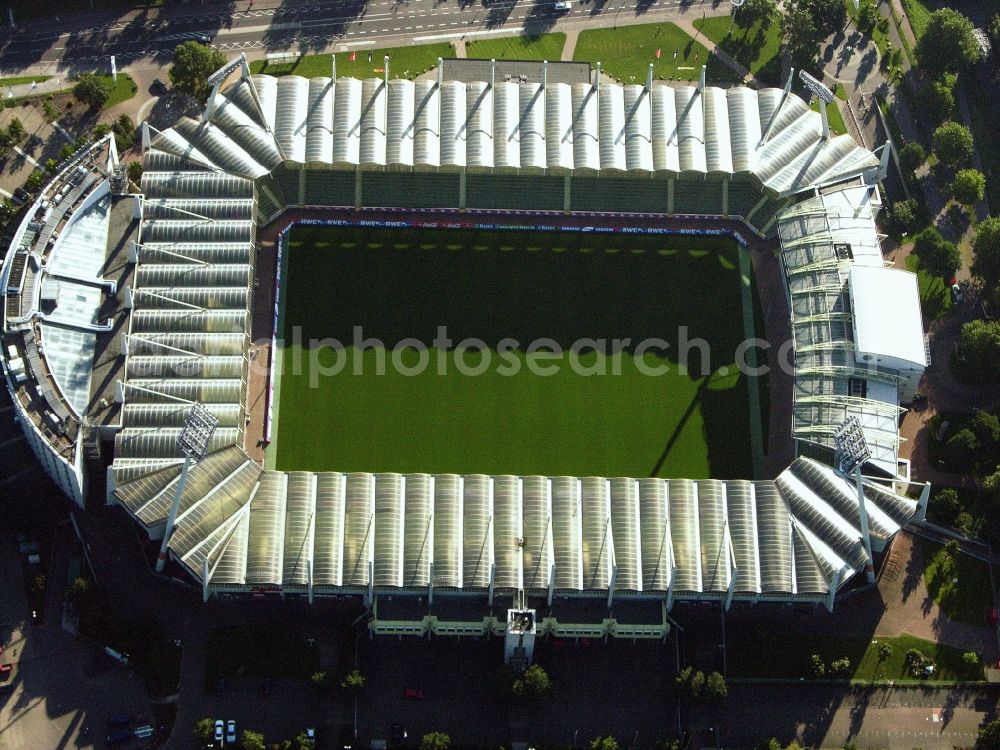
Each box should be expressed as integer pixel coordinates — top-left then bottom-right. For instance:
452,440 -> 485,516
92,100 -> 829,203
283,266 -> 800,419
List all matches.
106,728 -> 132,746
554,0 -> 570,9
403,687 -> 423,700
226,720 -> 237,745
214,719 -> 224,744
12,187 -> 28,204
951,283 -> 964,304
0,663 -> 12,681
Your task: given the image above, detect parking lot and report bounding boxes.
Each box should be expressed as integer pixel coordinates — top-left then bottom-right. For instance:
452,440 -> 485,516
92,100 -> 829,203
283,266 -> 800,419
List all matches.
0,533 -> 150,750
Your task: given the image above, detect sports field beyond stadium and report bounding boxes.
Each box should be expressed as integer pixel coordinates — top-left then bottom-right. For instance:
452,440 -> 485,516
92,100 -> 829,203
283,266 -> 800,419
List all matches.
269,225 -> 760,479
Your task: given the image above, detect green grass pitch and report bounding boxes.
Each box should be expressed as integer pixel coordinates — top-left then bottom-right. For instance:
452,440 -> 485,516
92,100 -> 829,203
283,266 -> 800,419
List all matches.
270,225 -> 759,479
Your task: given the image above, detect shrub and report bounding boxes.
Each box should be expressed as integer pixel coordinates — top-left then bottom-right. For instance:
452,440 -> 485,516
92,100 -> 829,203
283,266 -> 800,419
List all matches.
886,198 -> 922,235
73,72 -> 112,109
809,653 -> 825,678
917,74 -> 956,124
943,428 -> 979,471
829,657 -> 851,676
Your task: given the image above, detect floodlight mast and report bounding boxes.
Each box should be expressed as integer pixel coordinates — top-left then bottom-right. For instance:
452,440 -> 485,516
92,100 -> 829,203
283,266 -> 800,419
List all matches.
834,416 -> 875,583
799,70 -> 835,141
155,403 -> 220,573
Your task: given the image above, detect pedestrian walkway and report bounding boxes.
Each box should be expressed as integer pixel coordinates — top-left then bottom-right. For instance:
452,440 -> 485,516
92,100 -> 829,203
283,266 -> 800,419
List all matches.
876,531 -> 998,660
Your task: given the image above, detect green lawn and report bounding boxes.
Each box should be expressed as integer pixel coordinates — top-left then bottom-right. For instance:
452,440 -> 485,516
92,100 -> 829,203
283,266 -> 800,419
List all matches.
692,14 -> 782,85
900,0 -> 933,38
573,22 -> 740,85
905,253 -> 952,319
249,43 -> 455,80
466,33 -> 566,61
730,632 -> 985,682
922,538 -> 994,627
810,98 -> 848,136
272,226 -> 757,478
0,75 -> 52,87
97,73 -> 138,108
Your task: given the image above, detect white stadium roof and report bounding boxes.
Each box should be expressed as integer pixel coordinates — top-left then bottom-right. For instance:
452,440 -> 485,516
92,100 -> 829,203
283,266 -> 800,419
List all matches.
849,265 -> 926,369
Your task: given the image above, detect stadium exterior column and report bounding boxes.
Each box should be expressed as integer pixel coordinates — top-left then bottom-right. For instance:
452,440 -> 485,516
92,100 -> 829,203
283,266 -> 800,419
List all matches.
915,482 -> 931,522
564,175 -> 571,212
667,178 -> 674,215
744,193 -> 769,225
722,177 -> 729,217
298,165 -> 306,205
354,168 -> 363,209
459,167 -> 466,210
202,556 -> 210,602
547,563 -> 555,606
825,566 -> 843,612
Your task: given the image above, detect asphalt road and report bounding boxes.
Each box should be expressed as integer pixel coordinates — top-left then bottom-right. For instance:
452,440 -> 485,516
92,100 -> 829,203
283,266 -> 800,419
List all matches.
0,0 -> 718,68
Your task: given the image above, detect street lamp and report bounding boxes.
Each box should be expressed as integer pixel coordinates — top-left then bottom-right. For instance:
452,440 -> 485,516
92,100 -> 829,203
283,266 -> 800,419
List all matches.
834,416 -> 875,583
155,402 -> 219,573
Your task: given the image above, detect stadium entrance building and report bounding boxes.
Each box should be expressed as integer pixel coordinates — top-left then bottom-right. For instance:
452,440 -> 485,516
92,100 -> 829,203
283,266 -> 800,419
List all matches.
1,58 -> 928,638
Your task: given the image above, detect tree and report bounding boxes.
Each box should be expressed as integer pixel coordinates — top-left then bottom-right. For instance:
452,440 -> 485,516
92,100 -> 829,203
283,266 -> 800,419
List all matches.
990,13 -> 1000,49
340,668 -> 365,694
952,169 -> 986,207
704,671 -> 728,700
58,143 -> 74,161
943,428 -> 979,471
972,217 -> 1000,292
944,538 -> 962,561
788,0 -> 845,36
755,740 -> 782,750
112,114 -> 136,151
856,0 -> 879,35
675,666 -> 705,697
954,319 -> 1000,384
169,41 -> 227,103
25,170 -> 43,192
194,718 -> 216,744
128,161 -> 143,187
242,730 -> 267,750
512,664 -> 552,699
420,733 -> 451,750
782,8 -> 820,71
963,651 -> 981,666
66,576 -> 90,601
913,227 -> 961,278
915,9 -> 981,76
878,643 -> 893,662
885,198 -> 922,235
6,117 -> 25,145
73,73 -> 112,110
43,158 -> 58,174
933,122 -> 974,167
809,653 -> 825,678
25,169 -> 44,192
310,671 -> 331,694
970,410 -> 1000,445
829,657 -> 851,676
590,737 -> 620,750
293,731 -> 316,750
930,487 -> 963,526
980,717 -> 1000,750
917,74 -> 956,124
896,134 -> 925,167
736,0 -> 777,29
42,98 -> 58,122
0,199 -> 15,228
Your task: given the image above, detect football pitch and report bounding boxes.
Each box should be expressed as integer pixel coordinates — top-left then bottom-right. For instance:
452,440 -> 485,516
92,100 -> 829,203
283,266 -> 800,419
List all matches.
269,225 -> 763,479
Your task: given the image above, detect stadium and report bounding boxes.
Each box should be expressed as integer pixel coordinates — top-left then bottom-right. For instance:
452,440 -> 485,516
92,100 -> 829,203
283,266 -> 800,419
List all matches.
1,55 -> 931,639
